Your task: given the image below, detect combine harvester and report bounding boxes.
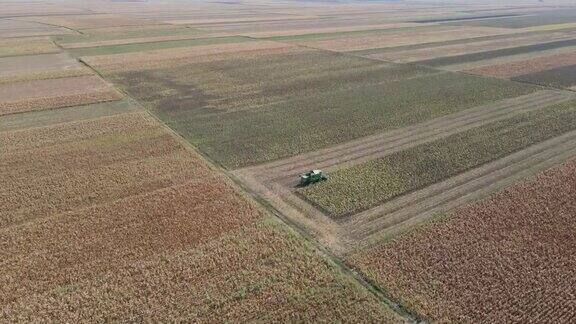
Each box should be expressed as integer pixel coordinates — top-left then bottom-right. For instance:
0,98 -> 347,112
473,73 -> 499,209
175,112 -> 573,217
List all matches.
299,170 -> 327,187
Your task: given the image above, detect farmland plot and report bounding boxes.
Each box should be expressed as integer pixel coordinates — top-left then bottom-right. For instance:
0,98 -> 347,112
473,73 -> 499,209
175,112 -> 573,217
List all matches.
362,31 -> 576,63
0,53 -> 89,84
513,64 -> 576,89
415,38 -> 576,68
448,8 -> 576,29
100,46 -> 538,169
68,36 -> 250,57
0,37 -> 59,57
1,101 -> 400,322
53,25 -> 215,48
0,75 -> 122,115
349,157 -> 576,322
287,26 -> 512,52
298,100 -> 576,218
465,51 -> 576,77
1,218 -> 401,322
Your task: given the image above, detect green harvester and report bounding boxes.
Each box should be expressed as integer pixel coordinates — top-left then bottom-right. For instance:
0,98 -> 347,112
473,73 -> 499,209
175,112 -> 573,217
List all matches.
299,170 -> 327,187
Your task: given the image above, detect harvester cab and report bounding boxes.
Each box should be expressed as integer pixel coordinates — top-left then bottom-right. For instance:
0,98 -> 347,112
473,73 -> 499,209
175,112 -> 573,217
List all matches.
299,169 -> 327,187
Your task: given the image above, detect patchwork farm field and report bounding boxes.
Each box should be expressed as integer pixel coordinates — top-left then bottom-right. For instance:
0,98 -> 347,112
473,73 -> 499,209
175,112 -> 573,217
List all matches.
3,0 -> 576,322
298,100 -> 576,218
0,87 -> 399,323
349,157 -> 576,322
102,45 -> 539,168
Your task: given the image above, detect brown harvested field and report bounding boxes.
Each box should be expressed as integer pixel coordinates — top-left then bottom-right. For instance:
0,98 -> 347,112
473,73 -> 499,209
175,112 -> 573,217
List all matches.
0,38 -> 59,57
294,26 -> 512,51
0,53 -> 89,84
368,31 -> 576,63
0,75 -> 122,115
466,50 -> 576,77
0,53 -> 81,77
349,157 -> 576,322
0,68 -> 91,85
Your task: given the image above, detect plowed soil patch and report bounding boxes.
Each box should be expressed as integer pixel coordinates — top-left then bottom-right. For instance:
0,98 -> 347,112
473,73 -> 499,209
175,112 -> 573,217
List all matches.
0,75 -> 122,115
350,157 -> 576,322
466,51 -> 576,77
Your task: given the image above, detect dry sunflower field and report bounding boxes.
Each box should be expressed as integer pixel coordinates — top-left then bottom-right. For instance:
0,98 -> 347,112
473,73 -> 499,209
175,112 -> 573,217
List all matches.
2,0 -> 576,322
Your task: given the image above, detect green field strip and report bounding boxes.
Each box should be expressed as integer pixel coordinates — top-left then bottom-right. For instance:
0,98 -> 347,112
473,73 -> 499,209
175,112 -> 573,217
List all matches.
153,71 -> 538,169
0,99 -> 138,132
297,100 -> 576,218
416,38 -> 576,67
513,64 -> 576,89
67,36 -> 250,57
346,28 -> 575,56
411,13 -> 525,24
447,9 -> 576,29
262,25 -> 436,42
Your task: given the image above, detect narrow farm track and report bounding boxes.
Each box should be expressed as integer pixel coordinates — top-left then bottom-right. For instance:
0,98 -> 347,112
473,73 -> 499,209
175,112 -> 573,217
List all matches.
345,129 -> 576,247
239,90 -> 574,185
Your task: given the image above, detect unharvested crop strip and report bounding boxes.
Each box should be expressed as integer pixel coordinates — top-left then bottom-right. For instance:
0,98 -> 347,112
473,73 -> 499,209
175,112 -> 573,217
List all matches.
347,130 -> 576,246
243,90 -> 572,182
416,37 -> 576,67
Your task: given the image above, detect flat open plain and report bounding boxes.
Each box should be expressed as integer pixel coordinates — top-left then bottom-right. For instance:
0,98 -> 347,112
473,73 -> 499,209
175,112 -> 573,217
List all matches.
1,0 -> 576,322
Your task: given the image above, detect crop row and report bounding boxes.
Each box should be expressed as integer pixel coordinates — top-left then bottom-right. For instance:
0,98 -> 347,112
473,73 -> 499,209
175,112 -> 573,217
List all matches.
0,111 -> 206,226
113,49 -> 425,115
416,38 -> 576,67
513,64 -> 576,89
0,44 -> 405,319
54,25 -> 207,46
157,70 -> 537,169
0,90 -> 123,115
295,26 -> 507,52
448,8 -> 576,29
349,156 -> 576,322
0,38 -> 59,58
465,51 -> 576,77
1,100 -> 399,321
68,36 -> 250,57
298,100 -> 576,218
0,68 -> 90,85
103,45 -> 538,169
1,218 -> 399,322
0,75 -> 123,115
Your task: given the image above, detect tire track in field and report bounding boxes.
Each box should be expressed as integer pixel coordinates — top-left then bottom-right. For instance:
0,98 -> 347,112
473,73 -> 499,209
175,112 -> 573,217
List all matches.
345,129 -> 576,247
240,90 -> 574,184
